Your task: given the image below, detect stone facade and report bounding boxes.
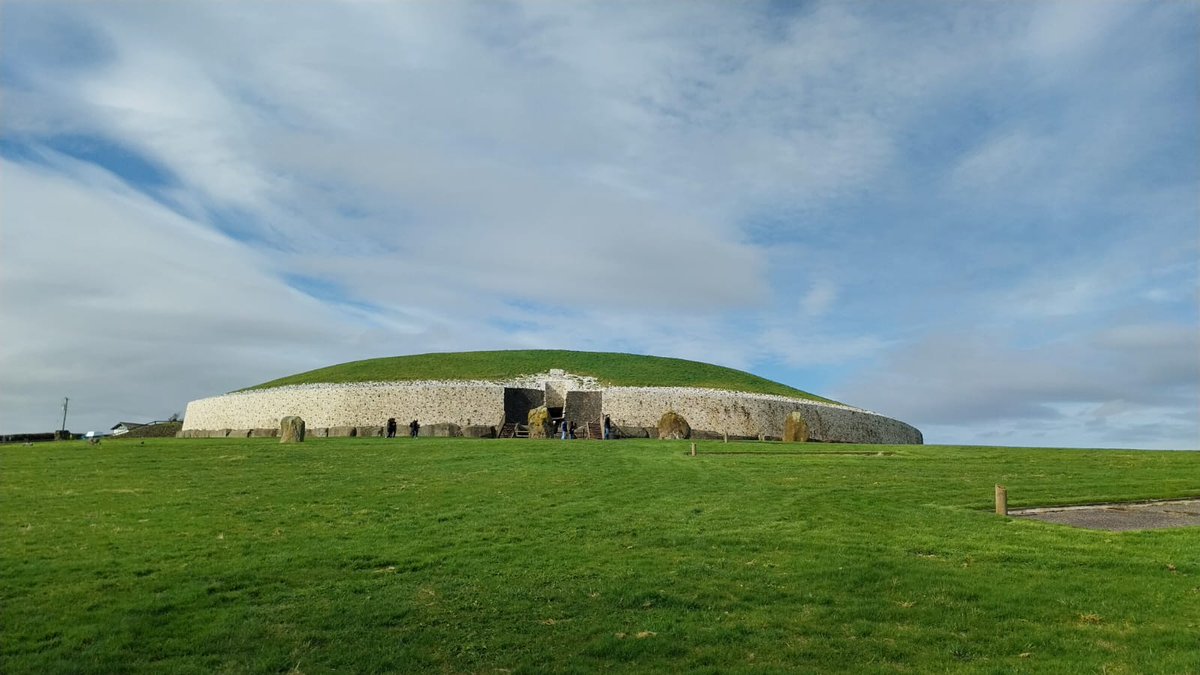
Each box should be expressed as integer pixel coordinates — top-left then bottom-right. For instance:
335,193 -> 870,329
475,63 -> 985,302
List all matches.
184,383 -> 505,431
182,372 -> 922,444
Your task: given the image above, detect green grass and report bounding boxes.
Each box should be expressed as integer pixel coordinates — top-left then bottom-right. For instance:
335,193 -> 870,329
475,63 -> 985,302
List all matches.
2,439 -> 1198,674
241,350 -> 835,402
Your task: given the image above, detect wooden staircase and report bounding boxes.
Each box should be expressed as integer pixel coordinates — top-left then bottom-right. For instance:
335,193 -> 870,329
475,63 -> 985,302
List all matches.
498,422 -> 530,439
586,421 -> 603,439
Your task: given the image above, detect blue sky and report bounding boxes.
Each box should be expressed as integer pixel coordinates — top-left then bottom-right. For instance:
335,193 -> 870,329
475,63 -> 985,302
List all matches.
1,1 -> 1196,448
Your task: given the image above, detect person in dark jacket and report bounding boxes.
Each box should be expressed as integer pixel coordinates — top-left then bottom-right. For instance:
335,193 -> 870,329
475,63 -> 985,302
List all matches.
603,415 -> 612,440
386,418 -> 397,438
409,420 -> 420,438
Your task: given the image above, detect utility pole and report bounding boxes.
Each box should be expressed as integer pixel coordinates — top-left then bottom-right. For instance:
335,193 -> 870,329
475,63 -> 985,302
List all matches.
61,397 -> 69,433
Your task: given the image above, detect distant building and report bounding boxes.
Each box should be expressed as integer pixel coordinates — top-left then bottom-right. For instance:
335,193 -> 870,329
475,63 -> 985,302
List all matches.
110,422 -> 149,436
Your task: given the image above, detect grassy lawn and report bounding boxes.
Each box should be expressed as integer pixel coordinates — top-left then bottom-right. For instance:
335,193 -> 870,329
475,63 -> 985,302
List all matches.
2,438 -> 1197,673
242,350 -> 835,402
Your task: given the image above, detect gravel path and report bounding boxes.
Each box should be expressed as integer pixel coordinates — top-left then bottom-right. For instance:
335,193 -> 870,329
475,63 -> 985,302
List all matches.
1010,499 -> 1200,531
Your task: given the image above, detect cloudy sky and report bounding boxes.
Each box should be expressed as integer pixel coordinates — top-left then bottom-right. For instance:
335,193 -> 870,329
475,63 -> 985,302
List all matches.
1,1 -> 1196,448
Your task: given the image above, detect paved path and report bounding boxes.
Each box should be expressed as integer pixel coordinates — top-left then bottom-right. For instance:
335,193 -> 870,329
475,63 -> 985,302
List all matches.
1010,499 -> 1200,531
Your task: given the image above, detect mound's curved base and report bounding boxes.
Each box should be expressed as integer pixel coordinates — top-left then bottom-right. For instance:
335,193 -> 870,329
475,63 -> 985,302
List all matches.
183,377 -> 922,444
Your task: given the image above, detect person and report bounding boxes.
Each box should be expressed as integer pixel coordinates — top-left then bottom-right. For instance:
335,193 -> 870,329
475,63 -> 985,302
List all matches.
409,419 -> 420,438
386,418 -> 397,438
603,415 -> 612,440
560,419 -> 569,440
569,420 -> 577,440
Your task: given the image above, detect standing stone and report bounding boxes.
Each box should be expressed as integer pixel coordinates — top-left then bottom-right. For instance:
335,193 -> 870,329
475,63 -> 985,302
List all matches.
279,416 -> 306,444
657,411 -> 691,440
527,406 -> 551,439
783,412 -> 809,443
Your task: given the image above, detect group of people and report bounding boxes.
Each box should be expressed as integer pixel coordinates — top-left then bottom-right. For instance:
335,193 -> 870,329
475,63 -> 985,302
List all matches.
559,415 -> 614,440
383,415 -> 615,440
385,418 -> 419,438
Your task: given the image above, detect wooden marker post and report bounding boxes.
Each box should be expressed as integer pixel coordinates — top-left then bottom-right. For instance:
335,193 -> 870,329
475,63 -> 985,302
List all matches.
690,442 -> 696,456
995,485 -> 1008,516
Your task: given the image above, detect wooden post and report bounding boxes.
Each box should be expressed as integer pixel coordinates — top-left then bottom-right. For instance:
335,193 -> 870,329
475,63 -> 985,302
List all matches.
690,442 -> 696,456
995,485 -> 1007,515
723,431 -> 728,443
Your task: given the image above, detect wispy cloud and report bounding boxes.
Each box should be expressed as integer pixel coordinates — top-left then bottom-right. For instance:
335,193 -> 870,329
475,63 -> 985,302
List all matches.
1,1 -> 1196,446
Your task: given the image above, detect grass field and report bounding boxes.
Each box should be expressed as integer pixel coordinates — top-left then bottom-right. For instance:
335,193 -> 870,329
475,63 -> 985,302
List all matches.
242,350 -> 835,402
2,438 -> 1197,673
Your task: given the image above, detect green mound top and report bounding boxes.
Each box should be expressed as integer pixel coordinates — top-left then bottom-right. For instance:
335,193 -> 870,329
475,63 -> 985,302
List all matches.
243,350 -> 836,403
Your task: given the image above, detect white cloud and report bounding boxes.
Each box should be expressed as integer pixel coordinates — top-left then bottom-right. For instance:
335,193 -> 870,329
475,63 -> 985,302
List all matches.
0,158 -> 353,432
800,280 -> 839,317
1,1 -> 1196,447
834,324 -> 1199,449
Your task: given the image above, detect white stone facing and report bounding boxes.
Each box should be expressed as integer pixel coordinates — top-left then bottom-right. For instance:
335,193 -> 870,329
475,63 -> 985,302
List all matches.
182,372 -> 922,444
603,387 -> 921,443
184,382 -> 505,431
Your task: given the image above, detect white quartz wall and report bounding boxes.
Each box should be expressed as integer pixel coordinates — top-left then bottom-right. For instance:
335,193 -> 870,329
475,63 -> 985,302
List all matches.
602,387 -> 922,444
183,383 -> 505,431
183,379 -> 922,444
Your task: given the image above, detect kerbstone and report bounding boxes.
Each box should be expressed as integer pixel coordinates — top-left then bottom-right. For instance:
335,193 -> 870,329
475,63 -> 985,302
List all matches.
424,423 -> 461,437
462,425 -> 495,438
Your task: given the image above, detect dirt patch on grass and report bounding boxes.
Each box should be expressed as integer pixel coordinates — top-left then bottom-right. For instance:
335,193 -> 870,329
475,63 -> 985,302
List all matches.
1011,499 -> 1200,531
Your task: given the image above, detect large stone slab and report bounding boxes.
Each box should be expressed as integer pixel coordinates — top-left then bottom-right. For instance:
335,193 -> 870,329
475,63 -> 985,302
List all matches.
527,406 -> 552,439
657,411 -> 691,440
614,425 -> 648,439
327,426 -> 357,437
423,423 -> 461,437
783,411 -> 809,443
280,416 -> 306,443
564,390 -> 602,427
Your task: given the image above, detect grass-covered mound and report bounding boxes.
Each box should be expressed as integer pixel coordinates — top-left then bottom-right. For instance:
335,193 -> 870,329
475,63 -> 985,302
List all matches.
244,350 -> 835,402
2,438 -> 1197,672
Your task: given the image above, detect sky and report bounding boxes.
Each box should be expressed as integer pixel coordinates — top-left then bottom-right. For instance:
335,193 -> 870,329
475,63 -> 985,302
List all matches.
1,1 -> 1197,449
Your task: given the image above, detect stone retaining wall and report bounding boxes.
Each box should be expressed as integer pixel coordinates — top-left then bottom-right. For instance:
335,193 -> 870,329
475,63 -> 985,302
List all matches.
183,377 -> 922,444
603,387 -> 921,444
183,383 -> 505,431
